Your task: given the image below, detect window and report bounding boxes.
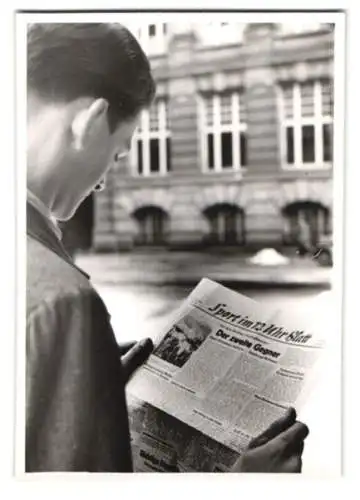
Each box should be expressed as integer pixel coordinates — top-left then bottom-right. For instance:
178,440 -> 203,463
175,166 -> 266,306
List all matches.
282,202 -> 331,247
133,206 -> 169,245
147,23 -> 167,37
148,24 -> 156,37
129,23 -> 168,55
279,23 -> 327,35
278,80 -> 333,168
198,23 -> 246,46
131,99 -> 171,176
323,123 -> 333,162
200,91 -> 247,172
204,204 -> 246,245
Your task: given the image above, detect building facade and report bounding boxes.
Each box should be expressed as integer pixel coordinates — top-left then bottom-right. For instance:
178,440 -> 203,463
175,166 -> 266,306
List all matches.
66,22 -> 334,253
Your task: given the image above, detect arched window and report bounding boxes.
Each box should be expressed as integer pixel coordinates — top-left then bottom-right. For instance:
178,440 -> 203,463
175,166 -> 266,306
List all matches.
282,201 -> 331,247
204,204 -> 245,245
133,206 -> 169,245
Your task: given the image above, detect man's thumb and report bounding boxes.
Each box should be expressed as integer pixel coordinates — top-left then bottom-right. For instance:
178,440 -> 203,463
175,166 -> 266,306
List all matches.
121,337 -> 154,382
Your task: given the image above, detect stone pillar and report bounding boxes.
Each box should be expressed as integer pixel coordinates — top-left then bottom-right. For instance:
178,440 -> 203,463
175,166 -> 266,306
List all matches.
166,30 -> 199,176
245,186 -> 284,248
242,24 -> 283,246
167,186 -> 207,248
163,29 -> 204,247
243,23 -> 280,174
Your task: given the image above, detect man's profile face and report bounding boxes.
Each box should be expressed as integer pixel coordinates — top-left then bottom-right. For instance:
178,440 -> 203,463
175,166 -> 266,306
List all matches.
88,115 -> 139,189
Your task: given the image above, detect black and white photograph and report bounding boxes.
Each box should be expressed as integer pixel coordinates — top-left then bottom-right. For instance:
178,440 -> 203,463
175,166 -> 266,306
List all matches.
153,314 -> 211,367
14,8 -> 346,481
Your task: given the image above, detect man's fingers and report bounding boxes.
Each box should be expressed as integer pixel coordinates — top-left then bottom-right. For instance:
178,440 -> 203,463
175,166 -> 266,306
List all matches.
248,408 -> 297,449
281,420 -> 309,445
264,421 -> 309,455
284,435 -> 305,458
282,455 -> 302,473
118,341 -> 137,356
121,337 -> 154,382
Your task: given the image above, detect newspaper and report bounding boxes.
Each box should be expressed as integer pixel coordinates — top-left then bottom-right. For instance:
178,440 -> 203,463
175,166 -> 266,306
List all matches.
126,278 -> 325,472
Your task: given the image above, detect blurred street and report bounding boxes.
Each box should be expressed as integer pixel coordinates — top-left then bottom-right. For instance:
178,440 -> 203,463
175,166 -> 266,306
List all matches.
76,251 -> 332,344
76,251 -> 331,287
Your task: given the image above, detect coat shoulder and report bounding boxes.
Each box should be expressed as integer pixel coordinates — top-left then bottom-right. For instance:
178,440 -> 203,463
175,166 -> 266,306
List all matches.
27,236 -> 94,316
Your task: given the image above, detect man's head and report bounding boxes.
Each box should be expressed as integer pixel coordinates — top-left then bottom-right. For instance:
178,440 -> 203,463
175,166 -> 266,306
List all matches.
27,23 -> 156,220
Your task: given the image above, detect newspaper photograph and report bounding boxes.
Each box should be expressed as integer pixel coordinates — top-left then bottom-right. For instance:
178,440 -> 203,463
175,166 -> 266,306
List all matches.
128,393 -> 239,472
127,278 -> 325,472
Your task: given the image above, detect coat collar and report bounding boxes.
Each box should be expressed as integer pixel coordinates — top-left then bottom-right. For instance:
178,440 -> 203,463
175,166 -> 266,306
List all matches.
27,189 -> 63,240
27,201 -> 90,280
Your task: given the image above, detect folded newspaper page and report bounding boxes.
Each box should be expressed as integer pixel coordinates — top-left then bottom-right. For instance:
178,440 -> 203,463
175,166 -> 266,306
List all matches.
126,278 -> 325,472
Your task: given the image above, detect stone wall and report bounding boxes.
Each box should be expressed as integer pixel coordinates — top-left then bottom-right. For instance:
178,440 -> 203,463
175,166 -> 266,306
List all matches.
91,24 -> 334,251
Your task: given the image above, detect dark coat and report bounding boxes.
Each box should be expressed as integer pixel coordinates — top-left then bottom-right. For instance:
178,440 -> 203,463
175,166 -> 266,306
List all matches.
26,202 -> 133,472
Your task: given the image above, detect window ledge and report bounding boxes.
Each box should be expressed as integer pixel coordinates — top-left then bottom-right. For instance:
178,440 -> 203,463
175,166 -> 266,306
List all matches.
281,163 -> 332,170
131,172 -> 170,178
201,167 -> 245,174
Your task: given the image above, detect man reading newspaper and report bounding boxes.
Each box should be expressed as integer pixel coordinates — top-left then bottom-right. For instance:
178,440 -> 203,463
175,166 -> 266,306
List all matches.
26,22 -> 308,472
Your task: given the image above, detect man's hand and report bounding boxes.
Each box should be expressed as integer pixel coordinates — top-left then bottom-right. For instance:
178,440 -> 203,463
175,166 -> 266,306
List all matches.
118,338 -> 154,383
231,408 -> 309,473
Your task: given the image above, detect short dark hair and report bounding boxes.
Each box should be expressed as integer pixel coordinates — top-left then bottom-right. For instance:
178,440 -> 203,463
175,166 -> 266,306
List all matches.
27,23 -> 156,131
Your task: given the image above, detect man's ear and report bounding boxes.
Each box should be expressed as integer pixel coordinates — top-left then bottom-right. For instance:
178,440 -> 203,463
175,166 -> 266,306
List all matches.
71,98 -> 109,151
